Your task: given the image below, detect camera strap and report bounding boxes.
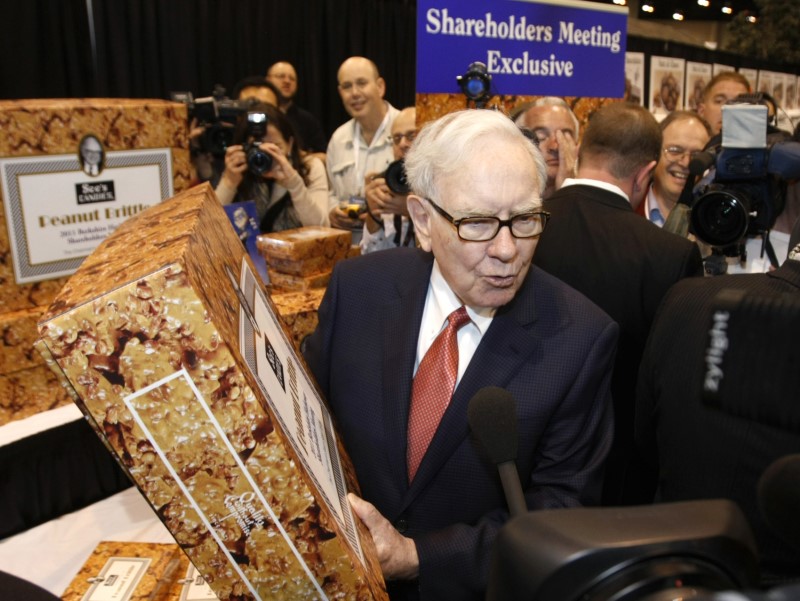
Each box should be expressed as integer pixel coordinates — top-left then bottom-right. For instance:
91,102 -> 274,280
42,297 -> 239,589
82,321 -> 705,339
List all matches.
762,232 -> 780,270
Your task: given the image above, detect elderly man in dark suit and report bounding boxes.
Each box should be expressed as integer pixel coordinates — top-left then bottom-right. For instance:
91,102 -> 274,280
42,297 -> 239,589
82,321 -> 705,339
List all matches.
532,102 -> 704,506
636,219 -> 800,585
304,109 -> 618,601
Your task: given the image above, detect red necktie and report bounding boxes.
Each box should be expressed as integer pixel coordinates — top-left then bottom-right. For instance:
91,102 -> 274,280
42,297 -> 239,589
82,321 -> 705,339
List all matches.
407,306 -> 471,482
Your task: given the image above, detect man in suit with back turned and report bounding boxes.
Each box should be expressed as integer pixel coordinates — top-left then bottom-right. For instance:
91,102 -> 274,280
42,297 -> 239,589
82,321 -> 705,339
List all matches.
533,101 -> 704,506
304,109 -> 618,600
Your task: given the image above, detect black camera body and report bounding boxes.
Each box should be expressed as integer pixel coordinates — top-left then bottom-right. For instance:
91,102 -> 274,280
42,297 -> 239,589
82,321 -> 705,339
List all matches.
171,86 -> 252,157
383,159 -> 410,195
690,94 -> 800,256
243,111 -> 273,176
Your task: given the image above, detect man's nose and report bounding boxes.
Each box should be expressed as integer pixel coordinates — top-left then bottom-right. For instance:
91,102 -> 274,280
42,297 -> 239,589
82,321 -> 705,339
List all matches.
487,224 -> 518,260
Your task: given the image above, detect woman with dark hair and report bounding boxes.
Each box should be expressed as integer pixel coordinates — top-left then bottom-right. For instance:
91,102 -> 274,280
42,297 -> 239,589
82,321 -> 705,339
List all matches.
215,103 -> 329,232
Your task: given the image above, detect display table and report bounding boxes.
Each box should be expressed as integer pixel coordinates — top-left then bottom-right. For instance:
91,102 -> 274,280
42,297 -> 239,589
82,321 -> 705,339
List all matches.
0,487 -> 172,596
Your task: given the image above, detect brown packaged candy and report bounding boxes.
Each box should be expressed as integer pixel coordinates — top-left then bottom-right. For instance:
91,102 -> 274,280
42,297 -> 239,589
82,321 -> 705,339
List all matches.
0,98 -> 192,425
61,541 -> 193,601
268,268 -> 332,292
271,288 -> 326,349
38,183 -> 387,601
256,227 -> 351,262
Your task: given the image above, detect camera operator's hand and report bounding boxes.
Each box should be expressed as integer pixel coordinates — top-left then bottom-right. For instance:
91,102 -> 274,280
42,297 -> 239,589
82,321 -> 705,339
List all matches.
364,172 -> 410,233
188,118 -> 206,145
329,204 -> 366,230
219,144 -> 247,190
259,142 -> 297,186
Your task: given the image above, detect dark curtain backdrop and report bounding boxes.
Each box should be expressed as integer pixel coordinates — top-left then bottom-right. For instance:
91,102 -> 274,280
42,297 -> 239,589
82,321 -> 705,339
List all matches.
0,0 -> 797,137
0,0 -> 417,138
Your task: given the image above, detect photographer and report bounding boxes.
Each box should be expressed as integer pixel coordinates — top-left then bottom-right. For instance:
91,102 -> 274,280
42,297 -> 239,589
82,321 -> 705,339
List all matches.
361,106 -> 416,253
636,216 -> 800,585
215,103 -> 329,232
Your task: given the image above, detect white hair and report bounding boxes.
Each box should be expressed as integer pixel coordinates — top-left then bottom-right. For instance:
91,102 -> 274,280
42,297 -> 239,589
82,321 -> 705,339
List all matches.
405,109 -> 547,200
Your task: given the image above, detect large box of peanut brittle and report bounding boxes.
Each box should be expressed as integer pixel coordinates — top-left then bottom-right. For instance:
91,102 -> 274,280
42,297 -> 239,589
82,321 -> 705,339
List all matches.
0,98 -> 193,426
37,183 -> 387,601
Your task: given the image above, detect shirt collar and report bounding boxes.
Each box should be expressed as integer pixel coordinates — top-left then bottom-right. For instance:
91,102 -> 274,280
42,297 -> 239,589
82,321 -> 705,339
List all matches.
430,261 -> 495,334
646,186 -> 665,226
561,177 -> 630,204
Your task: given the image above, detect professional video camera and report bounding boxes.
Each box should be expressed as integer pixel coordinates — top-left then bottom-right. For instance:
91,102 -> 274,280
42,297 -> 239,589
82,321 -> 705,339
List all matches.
688,93 -> 800,271
242,110 -> 272,176
170,85 -> 253,157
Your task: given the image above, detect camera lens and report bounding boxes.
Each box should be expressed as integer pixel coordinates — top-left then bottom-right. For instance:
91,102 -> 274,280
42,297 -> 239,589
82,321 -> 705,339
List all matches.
246,145 -> 273,175
690,189 -> 749,248
384,159 -> 410,195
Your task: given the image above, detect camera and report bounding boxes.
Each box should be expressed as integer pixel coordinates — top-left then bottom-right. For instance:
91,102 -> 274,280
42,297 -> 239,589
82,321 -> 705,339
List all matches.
457,61 -> 493,108
383,159 -> 410,195
243,111 -> 273,176
690,94 -> 800,260
171,85 -> 252,156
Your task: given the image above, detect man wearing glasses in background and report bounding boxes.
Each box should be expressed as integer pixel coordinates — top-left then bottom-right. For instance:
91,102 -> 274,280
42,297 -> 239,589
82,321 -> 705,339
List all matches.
637,110 -> 712,227
533,102 -> 704,508
304,109 -> 618,601
361,106 -> 418,253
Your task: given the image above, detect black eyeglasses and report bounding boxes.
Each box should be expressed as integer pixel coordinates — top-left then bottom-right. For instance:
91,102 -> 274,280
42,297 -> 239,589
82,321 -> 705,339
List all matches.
424,197 -> 549,242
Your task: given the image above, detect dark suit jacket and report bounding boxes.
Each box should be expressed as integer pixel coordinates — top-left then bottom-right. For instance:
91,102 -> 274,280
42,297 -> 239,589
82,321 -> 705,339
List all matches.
533,183 -> 704,504
304,247 -> 618,601
636,259 -> 800,584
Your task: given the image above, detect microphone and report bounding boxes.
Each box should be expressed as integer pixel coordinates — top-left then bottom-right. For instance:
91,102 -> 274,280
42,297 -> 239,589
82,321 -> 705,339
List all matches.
467,386 -> 527,517
757,454 -> 800,549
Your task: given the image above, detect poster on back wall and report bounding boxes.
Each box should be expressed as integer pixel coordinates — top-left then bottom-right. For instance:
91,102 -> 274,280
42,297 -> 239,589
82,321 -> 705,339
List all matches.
784,74 -> 797,112
625,52 -> 645,106
738,68 -> 758,91
685,62 -> 713,111
650,56 -> 685,118
416,0 -> 628,99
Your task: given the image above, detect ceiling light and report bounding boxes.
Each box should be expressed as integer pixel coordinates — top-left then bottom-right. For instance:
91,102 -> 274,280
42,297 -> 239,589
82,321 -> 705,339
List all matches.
673,11 -> 685,20
642,4 -> 654,13
697,0 -> 710,6
612,0 -> 627,5
746,15 -> 757,22
722,5 -> 733,14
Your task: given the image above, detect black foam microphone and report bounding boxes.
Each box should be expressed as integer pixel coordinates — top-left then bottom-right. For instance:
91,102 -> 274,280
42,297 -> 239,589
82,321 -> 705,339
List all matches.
467,386 -> 526,517
758,454 -> 800,549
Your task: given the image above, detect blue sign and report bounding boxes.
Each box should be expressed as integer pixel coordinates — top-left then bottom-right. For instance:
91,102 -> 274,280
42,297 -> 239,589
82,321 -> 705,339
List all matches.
417,0 -> 628,98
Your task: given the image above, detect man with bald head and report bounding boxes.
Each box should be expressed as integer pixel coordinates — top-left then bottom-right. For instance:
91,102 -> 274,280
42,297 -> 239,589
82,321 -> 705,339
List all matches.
327,56 -> 399,243
266,61 -> 327,155
514,97 -> 579,198
361,106 -> 417,253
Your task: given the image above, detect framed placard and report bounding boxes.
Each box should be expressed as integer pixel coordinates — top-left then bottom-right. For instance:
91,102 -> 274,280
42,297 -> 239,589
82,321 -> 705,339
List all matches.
0,148 -> 172,284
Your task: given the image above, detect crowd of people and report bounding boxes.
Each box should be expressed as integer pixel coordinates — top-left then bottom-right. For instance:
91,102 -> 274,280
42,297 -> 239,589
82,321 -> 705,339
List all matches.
184,59 -> 800,600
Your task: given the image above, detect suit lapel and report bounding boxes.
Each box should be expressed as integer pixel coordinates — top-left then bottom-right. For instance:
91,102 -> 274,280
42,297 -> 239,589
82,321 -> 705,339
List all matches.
381,253 -> 432,499
401,272 -> 541,508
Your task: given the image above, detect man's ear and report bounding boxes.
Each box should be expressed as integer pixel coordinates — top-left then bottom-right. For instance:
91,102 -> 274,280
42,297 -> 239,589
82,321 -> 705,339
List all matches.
632,160 -> 657,203
377,77 -> 386,99
407,195 -> 432,251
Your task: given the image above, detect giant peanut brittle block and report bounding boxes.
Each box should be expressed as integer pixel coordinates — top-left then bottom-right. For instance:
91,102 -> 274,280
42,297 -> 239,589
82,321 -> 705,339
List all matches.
38,184 -> 387,601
